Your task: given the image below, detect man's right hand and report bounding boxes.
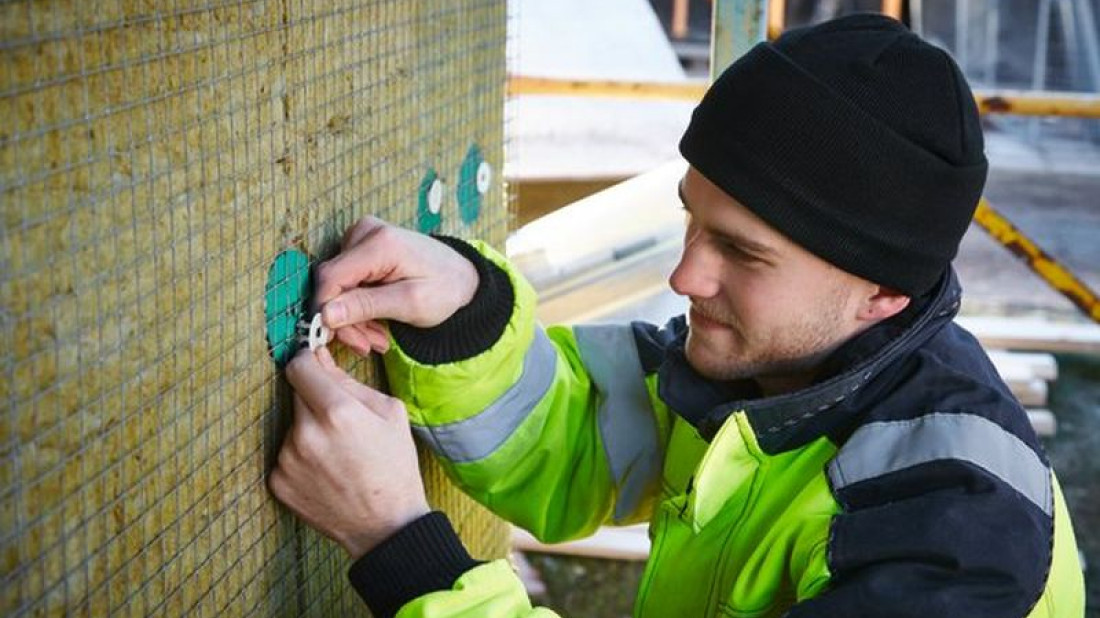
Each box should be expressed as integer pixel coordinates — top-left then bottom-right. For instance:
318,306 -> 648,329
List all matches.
314,217 -> 480,355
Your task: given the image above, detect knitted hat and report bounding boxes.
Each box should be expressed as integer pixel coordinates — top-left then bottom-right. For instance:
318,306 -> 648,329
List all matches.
679,14 -> 988,296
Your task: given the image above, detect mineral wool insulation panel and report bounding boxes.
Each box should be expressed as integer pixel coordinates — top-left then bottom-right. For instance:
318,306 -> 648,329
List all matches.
1,1 -> 509,615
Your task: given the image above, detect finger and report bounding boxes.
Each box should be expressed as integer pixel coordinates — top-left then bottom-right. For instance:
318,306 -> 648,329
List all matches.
315,232 -> 399,307
335,326 -> 372,357
285,348 -> 360,420
303,352 -> 402,416
268,467 -> 311,524
315,347 -> 375,400
313,348 -> 357,383
341,216 -> 385,251
349,321 -> 389,353
292,392 -> 321,429
338,378 -> 403,417
323,280 -> 424,329
361,322 -> 391,353
294,349 -> 401,422
357,319 -> 386,334
316,346 -> 337,370
268,466 -> 292,503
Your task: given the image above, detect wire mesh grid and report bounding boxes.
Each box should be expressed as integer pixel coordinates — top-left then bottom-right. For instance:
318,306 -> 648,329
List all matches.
1,1 -> 509,615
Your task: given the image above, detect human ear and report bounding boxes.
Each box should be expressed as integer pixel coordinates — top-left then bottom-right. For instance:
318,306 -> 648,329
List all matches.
859,287 -> 911,322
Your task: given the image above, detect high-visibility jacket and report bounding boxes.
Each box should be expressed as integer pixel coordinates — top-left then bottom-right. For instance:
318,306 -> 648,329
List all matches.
348,239 -> 1085,618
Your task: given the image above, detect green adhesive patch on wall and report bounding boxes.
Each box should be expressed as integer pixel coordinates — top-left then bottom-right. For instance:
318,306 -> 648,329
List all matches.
417,168 -> 443,234
457,144 -> 484,225
265,249 -> 312,366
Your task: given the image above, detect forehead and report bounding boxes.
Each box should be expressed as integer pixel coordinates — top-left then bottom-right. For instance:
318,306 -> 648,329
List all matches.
679,167 -> 792,250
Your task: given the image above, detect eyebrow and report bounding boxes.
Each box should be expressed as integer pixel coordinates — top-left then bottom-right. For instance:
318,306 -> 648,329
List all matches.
677,182 -> 779,260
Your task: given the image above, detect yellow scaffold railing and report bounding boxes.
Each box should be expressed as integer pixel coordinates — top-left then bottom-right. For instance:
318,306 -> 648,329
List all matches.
975,199 -> 1100,323
507,76 -> 1100,119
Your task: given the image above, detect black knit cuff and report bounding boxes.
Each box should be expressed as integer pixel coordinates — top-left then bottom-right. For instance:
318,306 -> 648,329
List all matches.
389,236 -> 515,365
347,512 -> 480,618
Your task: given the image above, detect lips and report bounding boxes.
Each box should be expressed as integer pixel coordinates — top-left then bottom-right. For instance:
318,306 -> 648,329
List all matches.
689,306 -> 728,331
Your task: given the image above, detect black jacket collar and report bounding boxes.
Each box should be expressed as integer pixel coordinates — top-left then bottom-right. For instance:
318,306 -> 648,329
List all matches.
657,269 -> 962,453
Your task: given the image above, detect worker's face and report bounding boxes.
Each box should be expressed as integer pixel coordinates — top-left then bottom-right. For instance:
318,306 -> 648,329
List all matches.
670,167 -> 874,384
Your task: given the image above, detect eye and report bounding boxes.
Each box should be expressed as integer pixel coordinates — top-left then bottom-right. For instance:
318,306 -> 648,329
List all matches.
717,240 -> 759,263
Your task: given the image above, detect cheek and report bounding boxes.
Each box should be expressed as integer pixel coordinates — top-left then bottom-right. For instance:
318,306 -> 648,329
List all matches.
725,276 -> 782,321
725,272 -> 821,335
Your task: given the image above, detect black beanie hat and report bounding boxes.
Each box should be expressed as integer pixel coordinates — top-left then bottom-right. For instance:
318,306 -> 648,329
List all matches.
679,14 -> 988,296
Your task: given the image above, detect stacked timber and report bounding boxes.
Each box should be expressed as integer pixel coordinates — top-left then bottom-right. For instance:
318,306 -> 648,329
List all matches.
987,350 -> 1060,437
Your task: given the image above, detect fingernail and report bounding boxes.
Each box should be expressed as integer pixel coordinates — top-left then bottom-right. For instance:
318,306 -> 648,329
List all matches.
325,301 -> 346,326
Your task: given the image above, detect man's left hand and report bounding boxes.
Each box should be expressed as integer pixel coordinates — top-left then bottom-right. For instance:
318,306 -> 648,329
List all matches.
269,346 -> 430,560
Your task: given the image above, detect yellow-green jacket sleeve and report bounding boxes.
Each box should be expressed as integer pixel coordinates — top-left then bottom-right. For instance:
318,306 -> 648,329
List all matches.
384,239 -> 671,542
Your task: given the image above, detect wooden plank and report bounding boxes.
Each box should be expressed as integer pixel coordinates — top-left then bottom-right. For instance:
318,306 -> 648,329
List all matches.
956,316 -> 1100,353
1010,378 -> 1049,407
510,176 -> 627,227
987,350 -> 1059,381
1027,409 -> 1058,437
511,551 -> 548,596
508,160 -> 687,292
512,525 -> 651,561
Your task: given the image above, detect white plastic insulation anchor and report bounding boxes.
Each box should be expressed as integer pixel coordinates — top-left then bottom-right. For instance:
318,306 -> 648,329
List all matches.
427,178 -> 444,214
297,313 -> 333,351
476,161 -> 492,195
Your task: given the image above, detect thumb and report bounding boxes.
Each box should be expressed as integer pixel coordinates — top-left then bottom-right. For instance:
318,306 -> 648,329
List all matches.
322,280 -> 433,329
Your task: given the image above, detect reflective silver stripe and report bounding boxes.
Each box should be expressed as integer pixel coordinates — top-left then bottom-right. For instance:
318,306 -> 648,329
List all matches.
413,328 -> 557,463
828,412 -> 1052,515
575,324 -> 661,522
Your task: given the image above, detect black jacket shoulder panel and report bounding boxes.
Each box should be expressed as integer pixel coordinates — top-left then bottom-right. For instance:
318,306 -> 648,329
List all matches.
807,459 -> 1053,618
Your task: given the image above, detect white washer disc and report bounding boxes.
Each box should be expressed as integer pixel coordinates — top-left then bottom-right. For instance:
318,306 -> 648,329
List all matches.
428,179 -> 444,214
476,161 -> 492,195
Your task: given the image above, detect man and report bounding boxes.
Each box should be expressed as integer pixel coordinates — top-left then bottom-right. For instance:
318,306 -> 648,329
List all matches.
268,14 -> 1085,617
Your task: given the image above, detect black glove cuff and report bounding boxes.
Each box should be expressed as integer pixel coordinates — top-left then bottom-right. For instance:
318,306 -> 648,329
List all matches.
388,236 -> 515,365
347,511 -> 480,618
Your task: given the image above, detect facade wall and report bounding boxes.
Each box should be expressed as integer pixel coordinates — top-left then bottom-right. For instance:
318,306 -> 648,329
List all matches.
1,2 -> 509,615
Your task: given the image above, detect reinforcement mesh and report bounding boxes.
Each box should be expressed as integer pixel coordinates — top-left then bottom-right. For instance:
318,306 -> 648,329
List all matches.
1,1 -> 509,615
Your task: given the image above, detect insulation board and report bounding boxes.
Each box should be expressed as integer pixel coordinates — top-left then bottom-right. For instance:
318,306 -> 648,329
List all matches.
1,1 -> 510,615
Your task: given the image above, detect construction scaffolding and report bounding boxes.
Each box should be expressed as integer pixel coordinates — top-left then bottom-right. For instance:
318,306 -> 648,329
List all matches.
510,0 -> 1100,324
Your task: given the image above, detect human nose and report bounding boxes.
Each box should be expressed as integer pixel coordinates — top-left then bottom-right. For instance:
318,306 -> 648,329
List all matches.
669,229 -> 720,299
